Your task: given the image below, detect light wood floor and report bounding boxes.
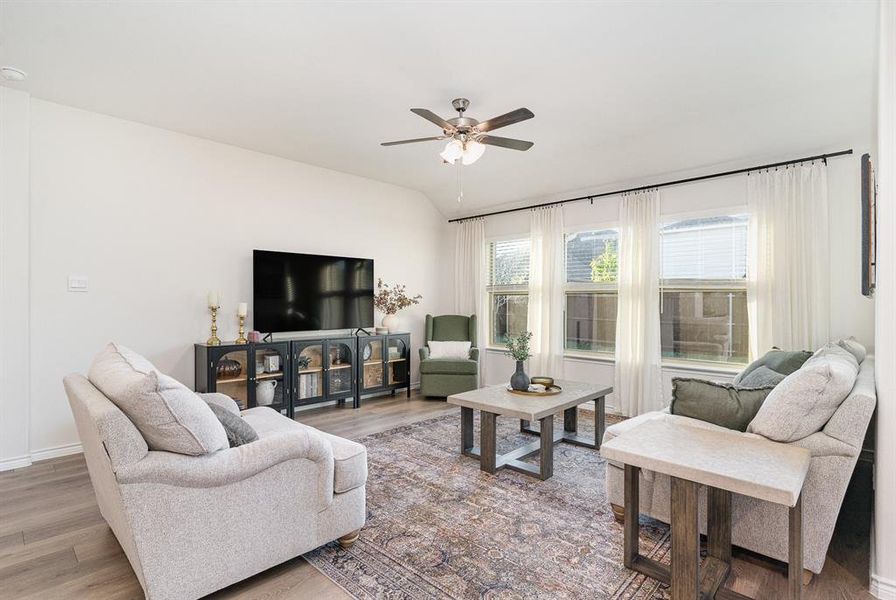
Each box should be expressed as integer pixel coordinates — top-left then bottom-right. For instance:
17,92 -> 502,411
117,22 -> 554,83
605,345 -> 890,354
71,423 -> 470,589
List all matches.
0,392 -> 872,599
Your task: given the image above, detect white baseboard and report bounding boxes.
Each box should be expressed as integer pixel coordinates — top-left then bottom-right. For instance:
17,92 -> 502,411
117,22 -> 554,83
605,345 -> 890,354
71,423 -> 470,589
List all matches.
872,573 -> 896,600
0,442 -> 84,472
0,454 -> 33,472
31,442 -> 83,462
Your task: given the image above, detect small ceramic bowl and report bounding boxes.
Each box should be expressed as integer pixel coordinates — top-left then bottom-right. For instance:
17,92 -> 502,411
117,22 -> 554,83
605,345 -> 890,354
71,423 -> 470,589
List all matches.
530,376 -> 554,388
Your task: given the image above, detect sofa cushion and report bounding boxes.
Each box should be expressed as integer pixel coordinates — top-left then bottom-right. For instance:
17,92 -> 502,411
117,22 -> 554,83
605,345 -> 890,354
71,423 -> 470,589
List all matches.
737,366 -> 787,388
837,337 -> 866,363
732,348 -> 812,385
670,378 -> 774,432
747,344 -> 859,442
206,402 -> 259,448
419,358 -> 479,375
88,343 -> 228,455
428,340 -> 472,359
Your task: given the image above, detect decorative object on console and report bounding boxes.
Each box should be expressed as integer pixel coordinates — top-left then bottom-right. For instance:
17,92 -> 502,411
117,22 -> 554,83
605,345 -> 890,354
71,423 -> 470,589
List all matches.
373,278 -> 422,333
263,354 -> 280,372
507,330 -> 533,391
247,330 -> 262,343
376,327 -> 388,335
216,359 -> 242,379
530,376 -> 554,387
236,302 -> 248,344
256,380 -> 277,406
207,291 -> 222,346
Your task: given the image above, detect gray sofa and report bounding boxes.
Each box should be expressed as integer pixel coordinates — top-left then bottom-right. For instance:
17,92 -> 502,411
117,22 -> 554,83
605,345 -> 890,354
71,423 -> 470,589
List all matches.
603,356 -> 876,576
64,374 -> 367,600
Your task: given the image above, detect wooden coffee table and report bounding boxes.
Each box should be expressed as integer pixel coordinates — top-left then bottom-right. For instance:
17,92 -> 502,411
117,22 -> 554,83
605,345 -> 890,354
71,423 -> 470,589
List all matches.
447,380 -> 612,480
601,419 -> 811,599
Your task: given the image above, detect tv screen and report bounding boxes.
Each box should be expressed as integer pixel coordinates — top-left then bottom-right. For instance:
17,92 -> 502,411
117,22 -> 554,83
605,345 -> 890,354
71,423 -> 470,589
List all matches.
253,250 -> 374,333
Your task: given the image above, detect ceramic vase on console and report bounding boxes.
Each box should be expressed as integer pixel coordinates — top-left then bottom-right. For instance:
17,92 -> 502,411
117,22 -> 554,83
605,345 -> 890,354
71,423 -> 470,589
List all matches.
510,360 -> 530,391
256,380 -> 277,406
382,313 -> 399,333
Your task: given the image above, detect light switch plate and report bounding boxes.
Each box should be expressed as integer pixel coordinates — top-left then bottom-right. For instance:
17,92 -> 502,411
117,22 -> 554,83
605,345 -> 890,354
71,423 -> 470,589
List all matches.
68,275 -> 88,292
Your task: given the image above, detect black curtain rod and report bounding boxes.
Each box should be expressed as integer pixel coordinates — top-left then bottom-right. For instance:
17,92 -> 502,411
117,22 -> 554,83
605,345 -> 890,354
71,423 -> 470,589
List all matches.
447,148 -> 853,223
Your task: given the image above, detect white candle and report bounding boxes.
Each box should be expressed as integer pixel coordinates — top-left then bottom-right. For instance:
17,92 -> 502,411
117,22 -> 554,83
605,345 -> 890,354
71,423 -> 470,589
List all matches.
237,302 -> 247,317
207,291 -> 218,308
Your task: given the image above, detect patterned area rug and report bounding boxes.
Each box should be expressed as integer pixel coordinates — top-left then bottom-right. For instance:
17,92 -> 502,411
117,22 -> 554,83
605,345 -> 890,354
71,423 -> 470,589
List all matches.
305,409 -> 671,599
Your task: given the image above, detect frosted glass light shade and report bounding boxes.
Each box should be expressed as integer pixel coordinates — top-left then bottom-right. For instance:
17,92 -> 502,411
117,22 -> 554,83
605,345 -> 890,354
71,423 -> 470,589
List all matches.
461,141 -> 486,165
440,140 -> 463,163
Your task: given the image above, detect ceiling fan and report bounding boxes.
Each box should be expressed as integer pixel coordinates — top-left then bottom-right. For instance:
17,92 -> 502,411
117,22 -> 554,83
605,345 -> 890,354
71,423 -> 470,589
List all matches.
381,98 -> 534,165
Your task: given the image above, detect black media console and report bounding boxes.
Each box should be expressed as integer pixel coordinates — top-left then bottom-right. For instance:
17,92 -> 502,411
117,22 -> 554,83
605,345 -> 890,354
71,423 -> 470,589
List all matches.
195,332 -> 411,415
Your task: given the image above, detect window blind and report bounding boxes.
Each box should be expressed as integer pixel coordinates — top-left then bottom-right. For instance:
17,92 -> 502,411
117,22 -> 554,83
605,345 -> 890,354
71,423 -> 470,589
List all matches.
661,215 -> 747,280
565,229 -> 619,283
488,239 -> 531,286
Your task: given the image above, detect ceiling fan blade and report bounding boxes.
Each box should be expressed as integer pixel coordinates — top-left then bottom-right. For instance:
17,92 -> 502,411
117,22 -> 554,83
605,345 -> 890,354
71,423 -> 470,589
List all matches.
479,135 -> 534,151
410,108 -> 455,131
381,136 -> 447,146
475,108 -> 534,133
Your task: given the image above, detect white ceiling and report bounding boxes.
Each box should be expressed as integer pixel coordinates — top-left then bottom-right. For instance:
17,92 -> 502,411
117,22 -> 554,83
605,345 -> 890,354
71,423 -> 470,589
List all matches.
0,1 -> 878,218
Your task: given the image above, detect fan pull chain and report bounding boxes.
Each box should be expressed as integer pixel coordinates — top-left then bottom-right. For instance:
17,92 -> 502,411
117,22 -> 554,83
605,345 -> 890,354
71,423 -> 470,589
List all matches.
457,159 -> 464,203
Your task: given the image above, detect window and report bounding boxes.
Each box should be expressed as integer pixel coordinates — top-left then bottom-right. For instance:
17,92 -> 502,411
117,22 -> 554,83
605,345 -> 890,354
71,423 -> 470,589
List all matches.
660,215 -> 749,364
487,239 -> 530,345
565,229 -> 618,353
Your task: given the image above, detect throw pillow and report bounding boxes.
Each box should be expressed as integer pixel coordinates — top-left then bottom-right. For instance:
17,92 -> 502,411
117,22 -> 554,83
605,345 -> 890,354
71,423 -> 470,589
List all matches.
428,340 -> 472,359
732,348 -> 813,385
737,365 -> 786,388
837,337 -> 867,363
88,343 -> 228,455
205,402 -> 259,447
670,378 -> 774,432
747,344 -> 859,442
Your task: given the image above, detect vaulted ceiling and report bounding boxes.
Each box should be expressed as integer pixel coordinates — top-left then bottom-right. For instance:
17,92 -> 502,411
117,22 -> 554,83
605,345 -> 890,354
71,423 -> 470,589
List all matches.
0,1 -> 878,218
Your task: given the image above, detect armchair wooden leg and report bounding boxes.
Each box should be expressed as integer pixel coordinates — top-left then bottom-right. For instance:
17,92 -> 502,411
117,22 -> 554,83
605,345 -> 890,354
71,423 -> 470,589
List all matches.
611,503 -> 625,524
803,569 -> 814,586
337,529 -> 360,550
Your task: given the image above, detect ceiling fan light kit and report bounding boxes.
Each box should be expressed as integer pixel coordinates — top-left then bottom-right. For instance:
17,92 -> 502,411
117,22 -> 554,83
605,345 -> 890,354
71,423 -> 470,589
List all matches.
382,97 -> 535,165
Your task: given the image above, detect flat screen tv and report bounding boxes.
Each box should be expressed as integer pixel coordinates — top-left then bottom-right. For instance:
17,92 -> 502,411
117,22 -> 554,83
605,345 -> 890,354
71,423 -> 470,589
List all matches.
253,250 -> 374,333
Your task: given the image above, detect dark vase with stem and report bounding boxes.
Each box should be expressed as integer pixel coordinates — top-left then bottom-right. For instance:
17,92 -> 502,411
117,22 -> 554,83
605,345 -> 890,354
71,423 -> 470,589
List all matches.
510,360 -> 530,391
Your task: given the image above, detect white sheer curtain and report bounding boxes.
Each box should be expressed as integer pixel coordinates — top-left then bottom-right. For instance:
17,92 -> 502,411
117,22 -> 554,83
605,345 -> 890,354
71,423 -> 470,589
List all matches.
527,205 -> 565,377
454,218 -> 487,384
615,189 -> 662,416
746,163 -> 830,357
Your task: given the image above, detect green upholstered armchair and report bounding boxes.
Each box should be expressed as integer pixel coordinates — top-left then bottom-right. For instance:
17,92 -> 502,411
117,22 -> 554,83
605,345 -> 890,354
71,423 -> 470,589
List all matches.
419,314 -> 479,397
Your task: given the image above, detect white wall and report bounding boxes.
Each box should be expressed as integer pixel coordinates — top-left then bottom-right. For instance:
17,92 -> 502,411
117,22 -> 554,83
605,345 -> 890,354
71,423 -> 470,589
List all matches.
0,87 -> 32,468
3,97 -> 451,464
872,2 -> 896,597
474,151 -> 875,410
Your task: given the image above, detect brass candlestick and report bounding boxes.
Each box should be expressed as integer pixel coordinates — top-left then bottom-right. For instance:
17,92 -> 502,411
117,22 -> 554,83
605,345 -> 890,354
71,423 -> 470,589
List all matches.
236,315 -> 247,344
207,305 -> 221,346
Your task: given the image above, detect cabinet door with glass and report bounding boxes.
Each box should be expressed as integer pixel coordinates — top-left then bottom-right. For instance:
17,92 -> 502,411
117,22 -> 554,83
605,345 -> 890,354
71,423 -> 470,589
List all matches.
251,342 -> 290,416
324,338 -> 356,402
206,346 -> 252,410
292,340 -> 325,408
358,336 -> 386,393
386,334 -> 410,394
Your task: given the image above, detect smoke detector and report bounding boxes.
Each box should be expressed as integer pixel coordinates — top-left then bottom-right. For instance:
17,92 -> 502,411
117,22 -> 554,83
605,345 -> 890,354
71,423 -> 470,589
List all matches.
1,67 -> 27,82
